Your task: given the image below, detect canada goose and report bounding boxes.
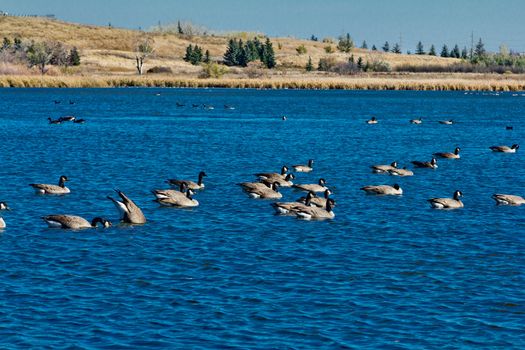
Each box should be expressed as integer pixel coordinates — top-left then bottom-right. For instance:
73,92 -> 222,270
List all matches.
282,116 -> 287,121
238,181 -> 272,192
204,104 -> 214,110
410,117 -> 423,124
439,120 -> 454,125
0,202 -> 11,211
292,198 -> 335,220
297,189 -> 332,208
411,158 -> 438,169
292,159 -> 314,173
490,144 -> 519,153
192,104 -> 200,108
292,178 -> 328,193
224,105 -> 235,110
176,102 -> 185,107
69,100 -> 75,105
244,182 -> 282,199
433,147 -> 461,159
506,126 -> 513,130
272,192 -> 315,215
388,167 -> 414,177
42,215 -> 112,229
262,173 -> 295,187
366,117 -> 378,124
428,190 -> 464,209
73,118 -> 86,124
491,194 -> 525,206
54,100 -> 61,104
154,189 -> 199,207
107,189 -> 146,224
167,171 -> 207,190
0,216 -> 5,229
361,184 -> 403,195
30,175 -> 70,195
48,117 -> 61,124
58,116 -> 75,122
255,166 -> 288,181
371,161 -> 398,174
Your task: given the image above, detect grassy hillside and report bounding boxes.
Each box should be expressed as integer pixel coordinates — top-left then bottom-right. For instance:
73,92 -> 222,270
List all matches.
0,16 -> 459,76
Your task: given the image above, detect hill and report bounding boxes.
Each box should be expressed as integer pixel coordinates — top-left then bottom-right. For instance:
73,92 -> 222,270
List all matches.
0,16 -> 524,90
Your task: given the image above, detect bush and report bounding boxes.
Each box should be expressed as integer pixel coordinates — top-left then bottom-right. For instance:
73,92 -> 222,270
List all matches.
367,59 -> 391,72
324,45 -> 334,54
147,66 -> 173,74
296,44 -> 307,55
318,57 -> 337,71
200,62 -> 228,78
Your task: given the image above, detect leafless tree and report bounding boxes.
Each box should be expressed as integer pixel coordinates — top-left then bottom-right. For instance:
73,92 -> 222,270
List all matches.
135,37 -> 154,75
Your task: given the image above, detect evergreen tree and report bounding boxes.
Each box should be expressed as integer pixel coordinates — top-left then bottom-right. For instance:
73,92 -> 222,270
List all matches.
416,41 -> 425,55
262,38 -> 276,68
474,38 -> 486,58
337,33 -> 354,53
177,20 -> 183,35
382,41 -> 390,52
68,47 -> 81,66
223,39 -> 240,66
184,44 -> 193,62
440,44 -> 449,57
204,49 -> 211,63
361,40 -> 368,49
392,43 -> 401,54
310,35 -> 318,42
245,39 -> 259,61
306,56 -> 313,71
349,55 -> 355,64
461,46 -> 468,59
192,45 -> 203,64
372,45 -> 377,51
451,44 -> 460,58
357,57 -> 363,69
429,44 -> 436,56
236,39 -> 248,67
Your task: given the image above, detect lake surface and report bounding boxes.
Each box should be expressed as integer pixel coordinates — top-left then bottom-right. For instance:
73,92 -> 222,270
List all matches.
0,88 -> 524,349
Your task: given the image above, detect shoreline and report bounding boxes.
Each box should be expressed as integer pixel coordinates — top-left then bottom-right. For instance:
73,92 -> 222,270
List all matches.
1,74 -> 524,91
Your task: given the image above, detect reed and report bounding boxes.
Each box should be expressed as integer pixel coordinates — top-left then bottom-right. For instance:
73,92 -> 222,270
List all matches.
1,74 -> 524,91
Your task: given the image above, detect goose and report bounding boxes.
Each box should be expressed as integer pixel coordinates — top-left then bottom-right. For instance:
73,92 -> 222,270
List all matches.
152,182 -> 187,199
58,116 -> 75,122
30,176 -> 70,195
439,120 -> 454,125
506,126 -> 513,130
297,189 -> 332,208
192,104 -> 200,108
292,159 -> 314,173
107,189 -> 146,224
0,202 -> 11,211
361,184 -> 403,195
411,158 -> 438,169
244,182 -> 282,199
491,194 -> 525,206
224,105 -> 235,110
271,192 -> 315,215
292,198 -> 335,220
167,171 -> 207,190
54,100 -> 61,104
0,216 -> 5,229
154,189 -> 199,208
388,167 -> 414,177
69,100 -> 75,105
238,181 -> 272,192
428,190 -> 464,209
366,117 -> 378,124
433,147 -> 461,159
292,178 -> 328,193
176,102 -> 185,107
73,118 -> 86,124
48,117 -> 61,124
282,116 -> 287,121
42,215 -> 112,229
261,173 -> 295,187
490,144 -> 519,153
371,161 -> 398,174
410,117 -> 423,124
255,166 -> 288,181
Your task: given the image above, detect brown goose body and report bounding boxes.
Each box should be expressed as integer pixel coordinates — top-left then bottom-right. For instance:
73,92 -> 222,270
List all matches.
107,190 -> 146,224
490,144 -> 519,153
167,171 -> 207,190
492,194 -> 525,206
30,175 -> 70,195
42,215 -> 111,229
411,158 -> 438,169
292,199 -> 335,220
371,161 -> 398,174
388,167 -> 414,177
361,184 -> 403,195
428,190 -> 464,209
433,147 -> 461,159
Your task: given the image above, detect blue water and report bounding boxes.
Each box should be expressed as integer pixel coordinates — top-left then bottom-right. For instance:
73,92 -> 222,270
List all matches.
0,88 -> 524,349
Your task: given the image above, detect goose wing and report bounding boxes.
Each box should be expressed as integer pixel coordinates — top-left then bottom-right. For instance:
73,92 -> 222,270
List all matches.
43,215 -> 91,229
30,183 -> 68,193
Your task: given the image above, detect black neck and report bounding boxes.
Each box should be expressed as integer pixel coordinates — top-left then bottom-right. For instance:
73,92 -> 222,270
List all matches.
58,178 -> 65,188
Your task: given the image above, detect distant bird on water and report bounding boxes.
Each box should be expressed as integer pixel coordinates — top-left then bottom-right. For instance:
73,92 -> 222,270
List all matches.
30,175 -> 70,195
489,144 -> 519,153
42,215 -> 112,229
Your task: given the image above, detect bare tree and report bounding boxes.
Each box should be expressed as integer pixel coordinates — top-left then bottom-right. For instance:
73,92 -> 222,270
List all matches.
135,37 -> 154,75
27,41 -> 53,75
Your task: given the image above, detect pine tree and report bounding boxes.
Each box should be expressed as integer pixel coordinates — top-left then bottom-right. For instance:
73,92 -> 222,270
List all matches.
306,56 -> 313,71
337,33 -> 354,53
382,41 -> 390,52
262,38 -> 276,69
192,45 -> 203,64
349,55 -> 355,64
451,44 -> 460,58
236,39 -> 248,67
461,46 -> 468,59
68,47 -> 81,66
429,44 -> 436,56
392,43 -> 401,54
204,49 -> 210,63
372,45 -> 377,51
177,20 -> 183,35
440,44 -> 449,57
416,41 -> 425,55
223,39 -> 240,66
474,38 -> 486,58
310,35 -> 318,42
184,44 -> 193,62
357,57 -> 363,69
361,40 -> 368,49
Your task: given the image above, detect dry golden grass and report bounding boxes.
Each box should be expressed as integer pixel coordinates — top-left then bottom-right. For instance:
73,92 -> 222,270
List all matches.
0,16 -> 522,91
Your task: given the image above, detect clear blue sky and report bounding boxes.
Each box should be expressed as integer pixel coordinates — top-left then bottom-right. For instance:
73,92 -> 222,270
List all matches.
3,0 -> 525,52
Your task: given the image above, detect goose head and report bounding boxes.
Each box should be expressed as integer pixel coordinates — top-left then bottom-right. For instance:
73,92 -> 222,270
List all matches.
285,173 -> 296,181
59,175 -> 69,187
186,189 -> 196,199
308,159 -> 314,167
0,202 -> 11,211
393,184 -> 401,190
280,166 -> 288,175
391,161 -> 398,168
198,171 -> 207,179
454,147 -> 461,155
326,198 -> 335,212
323,189 -> 332,198
271,182 -> 280,192
431,158 -> 437,166
512,144 -> 520,150
453,190 -> 463,200
318,178 -> 327,186
91,217 -> 112,228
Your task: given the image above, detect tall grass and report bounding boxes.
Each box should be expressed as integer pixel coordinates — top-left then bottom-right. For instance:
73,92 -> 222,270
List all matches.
0,75 -> 524,91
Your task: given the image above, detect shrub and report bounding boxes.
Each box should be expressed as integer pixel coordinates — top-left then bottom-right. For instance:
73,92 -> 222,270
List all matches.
147,66 -> 173,74
324,45 -> 334,54
200,62 -> 228,78
296,44 -> 307,55
318,57 -> 337,71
